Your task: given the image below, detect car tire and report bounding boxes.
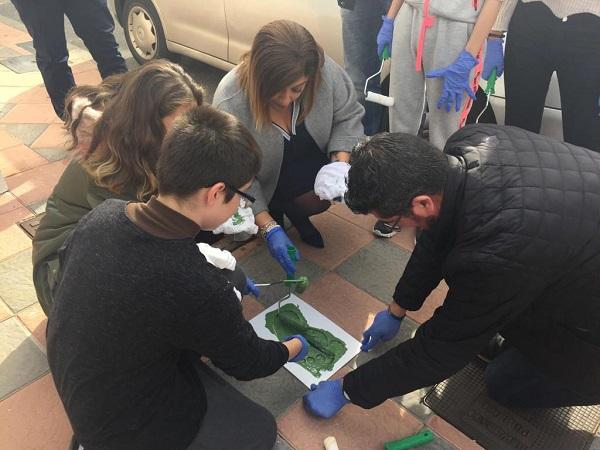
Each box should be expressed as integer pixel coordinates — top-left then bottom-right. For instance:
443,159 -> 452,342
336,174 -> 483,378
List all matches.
122,0 -> 171,64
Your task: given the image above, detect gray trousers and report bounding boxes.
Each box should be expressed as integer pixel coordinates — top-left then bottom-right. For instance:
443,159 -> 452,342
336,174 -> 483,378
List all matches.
389,3 -> 477,149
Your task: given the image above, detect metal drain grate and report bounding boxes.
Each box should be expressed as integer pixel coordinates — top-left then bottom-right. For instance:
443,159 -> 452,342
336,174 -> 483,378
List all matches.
424,359 -> 600,450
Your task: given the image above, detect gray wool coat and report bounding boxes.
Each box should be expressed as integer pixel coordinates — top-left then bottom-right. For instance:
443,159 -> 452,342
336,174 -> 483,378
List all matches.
212,55 -> 365,214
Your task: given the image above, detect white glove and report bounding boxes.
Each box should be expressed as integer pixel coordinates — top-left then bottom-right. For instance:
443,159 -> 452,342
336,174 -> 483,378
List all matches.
197,243 -> 237,271
314,161 -> 350,202
212,205 -> 258,235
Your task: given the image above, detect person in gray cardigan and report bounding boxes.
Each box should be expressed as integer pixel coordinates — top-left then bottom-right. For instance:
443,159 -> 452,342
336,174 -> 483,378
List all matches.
213,20 -> 364,276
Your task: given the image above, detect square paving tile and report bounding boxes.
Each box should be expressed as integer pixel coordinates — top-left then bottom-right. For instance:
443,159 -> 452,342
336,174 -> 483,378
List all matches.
0,222 -> 31,260
0,86 -> 31,104
73,69 -> 102,86
0,143 -> 47,176
0,103 -> 56,124
238,246 -> 326,308
278,368 -> 423,450
287,211 -> 373,271
0,45 -> 21,58
301,272 -> 385,341
0,249 -> 37,312
0,102 -> 14,118
426,416 -> 483,450
0,127 -> 21,150
0,55 -> 38,73
329,203 -> 376,232
11,85 -> 51,104
0,22 -> 31,46
420,433 -> 458,450
336,239 -> 412,303
26,198 -> 46,215
30,123 -> 68,149
0,298 -> 11,322
32,146 -> 68,162
18,302 -> 47,350
0,191 -> 21,215
275,435 -> 294,450
0,123 -> 47,146
213,364 -> 307,418
407,281 -> 448,325
0,317 -> 48,400
241,296 -> 264,321
0,374 -> 72,450
5,159 -> 67,205
15,40 -> 34,54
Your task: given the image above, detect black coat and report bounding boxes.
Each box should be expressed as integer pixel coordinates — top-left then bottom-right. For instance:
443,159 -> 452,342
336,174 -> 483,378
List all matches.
344,125 -> 600,408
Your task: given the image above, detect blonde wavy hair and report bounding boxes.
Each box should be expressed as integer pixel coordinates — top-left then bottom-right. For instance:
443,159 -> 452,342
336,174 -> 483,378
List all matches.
64,60 -> 204,200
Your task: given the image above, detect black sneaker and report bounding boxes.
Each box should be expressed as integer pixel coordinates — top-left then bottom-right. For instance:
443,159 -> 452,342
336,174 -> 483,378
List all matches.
373,220 -> 398,238
477,334 -> 508,363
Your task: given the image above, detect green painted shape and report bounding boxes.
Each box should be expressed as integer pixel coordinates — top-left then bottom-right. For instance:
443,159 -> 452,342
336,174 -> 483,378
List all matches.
265,303 -> 347,377
231,211 -> 244,226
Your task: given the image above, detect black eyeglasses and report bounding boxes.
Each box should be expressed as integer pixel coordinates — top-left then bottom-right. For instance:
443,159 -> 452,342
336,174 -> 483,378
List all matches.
382,216 -> 402,232
225,183 -> 256,205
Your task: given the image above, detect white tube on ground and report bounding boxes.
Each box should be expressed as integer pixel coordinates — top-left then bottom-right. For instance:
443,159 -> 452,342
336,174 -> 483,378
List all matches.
323,436 -> 340,450
365,91 -> 394,107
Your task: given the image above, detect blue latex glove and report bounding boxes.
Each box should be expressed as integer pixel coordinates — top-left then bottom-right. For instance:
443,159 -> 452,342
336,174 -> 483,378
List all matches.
284,334 -> 309,362
361,308 -> 403,352
426,50 -> 478,112
245,277 -> 260,297
482,37 -> 504,80
376,16 -> 394,58
265,226 -> 300,277
303,379 -> 350,419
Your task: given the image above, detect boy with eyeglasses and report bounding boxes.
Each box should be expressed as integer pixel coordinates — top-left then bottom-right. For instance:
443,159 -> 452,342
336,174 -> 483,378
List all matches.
47,105 -> 308,450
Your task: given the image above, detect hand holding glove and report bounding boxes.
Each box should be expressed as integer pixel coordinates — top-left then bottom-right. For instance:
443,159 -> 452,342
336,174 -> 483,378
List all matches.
265,226 -> 300,277
426,50 -> 478,112
303,379 -> 350,419
361,307 -> 403,352
284,334 -> 309,362
482,37 -> 504,80
213,205 -> 258,235
314,161 -> 350,203
376,16 -> 394,58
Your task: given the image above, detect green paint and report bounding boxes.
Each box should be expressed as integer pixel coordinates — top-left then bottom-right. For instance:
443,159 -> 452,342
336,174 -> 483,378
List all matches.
284,276 -> 309,293
265,303 -> 347,377
231,211 -> 244,226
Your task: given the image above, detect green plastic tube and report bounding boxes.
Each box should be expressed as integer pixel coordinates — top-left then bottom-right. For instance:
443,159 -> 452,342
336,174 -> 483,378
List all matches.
384,429 -> 435,450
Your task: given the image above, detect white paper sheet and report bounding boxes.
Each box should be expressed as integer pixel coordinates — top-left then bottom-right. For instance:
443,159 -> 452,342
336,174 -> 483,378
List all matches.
249,294 -> 361,388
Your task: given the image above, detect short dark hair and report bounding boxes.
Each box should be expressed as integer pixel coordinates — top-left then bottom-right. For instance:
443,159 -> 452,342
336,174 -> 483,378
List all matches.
157,106 -> 261,200
345,133 -> 448,217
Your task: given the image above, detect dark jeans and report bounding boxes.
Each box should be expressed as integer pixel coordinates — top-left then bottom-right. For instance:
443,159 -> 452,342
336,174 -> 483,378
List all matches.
187,362 -> 277,450
504,1 -> 600,152
484,348 -> 593,408
340,0 -> 391,135
11,0 -> 127,117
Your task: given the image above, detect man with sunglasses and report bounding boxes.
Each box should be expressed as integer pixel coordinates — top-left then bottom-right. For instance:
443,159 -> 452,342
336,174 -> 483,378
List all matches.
47,106 -> 309,450
304,125 -> 600,417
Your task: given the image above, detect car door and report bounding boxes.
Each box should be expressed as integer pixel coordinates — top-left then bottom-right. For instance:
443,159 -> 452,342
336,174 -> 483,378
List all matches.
224,0 -> 343,66
158,0 -> 228,60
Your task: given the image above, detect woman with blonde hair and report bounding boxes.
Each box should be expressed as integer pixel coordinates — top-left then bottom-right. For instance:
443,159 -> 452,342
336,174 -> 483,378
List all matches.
33,60 -> 204,315
213,20 -> 364,276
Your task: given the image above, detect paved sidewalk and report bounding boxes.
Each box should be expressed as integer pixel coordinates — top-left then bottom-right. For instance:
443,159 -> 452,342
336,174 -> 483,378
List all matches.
0,5 -> 490,450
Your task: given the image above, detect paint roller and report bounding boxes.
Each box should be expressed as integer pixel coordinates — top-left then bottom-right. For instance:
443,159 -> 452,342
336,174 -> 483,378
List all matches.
475,67 -> 498,123
364,46 -> 394,107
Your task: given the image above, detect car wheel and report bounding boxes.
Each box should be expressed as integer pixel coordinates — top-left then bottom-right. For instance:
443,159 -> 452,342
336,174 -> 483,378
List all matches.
122,0 -> 171,64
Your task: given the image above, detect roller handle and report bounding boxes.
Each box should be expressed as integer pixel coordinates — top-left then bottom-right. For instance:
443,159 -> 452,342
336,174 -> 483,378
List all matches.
384,429 -> 435,450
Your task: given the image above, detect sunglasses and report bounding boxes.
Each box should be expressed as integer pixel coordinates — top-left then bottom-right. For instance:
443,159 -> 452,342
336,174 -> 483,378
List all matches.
225,183 -> 256,206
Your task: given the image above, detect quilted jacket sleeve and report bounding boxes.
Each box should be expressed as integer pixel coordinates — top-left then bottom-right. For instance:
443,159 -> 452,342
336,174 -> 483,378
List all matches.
393,231 -> 445,310
344,255 -> 546,408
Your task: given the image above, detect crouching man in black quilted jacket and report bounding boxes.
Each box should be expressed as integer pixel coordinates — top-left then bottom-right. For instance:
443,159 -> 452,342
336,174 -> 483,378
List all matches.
303,124 -> 600,418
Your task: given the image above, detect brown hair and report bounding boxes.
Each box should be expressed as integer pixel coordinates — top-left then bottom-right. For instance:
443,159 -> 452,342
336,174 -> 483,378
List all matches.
237,20 -> 324,130
75,60 -> 204,200
158,106 -> 261,200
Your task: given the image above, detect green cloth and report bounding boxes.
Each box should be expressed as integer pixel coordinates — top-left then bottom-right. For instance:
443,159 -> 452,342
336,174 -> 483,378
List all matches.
32,161 -> 135,314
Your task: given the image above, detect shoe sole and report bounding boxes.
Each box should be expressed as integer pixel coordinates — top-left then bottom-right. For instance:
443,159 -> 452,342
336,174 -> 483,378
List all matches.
372,229 -> 397,238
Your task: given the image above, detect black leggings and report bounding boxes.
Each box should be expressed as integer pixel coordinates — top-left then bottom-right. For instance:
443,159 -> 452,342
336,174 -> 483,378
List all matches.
269,190 -> 330,225
504,1 -> 600,152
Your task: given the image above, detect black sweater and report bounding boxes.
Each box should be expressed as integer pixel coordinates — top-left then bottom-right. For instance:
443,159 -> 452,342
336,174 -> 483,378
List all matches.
47,199 -> 288,450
